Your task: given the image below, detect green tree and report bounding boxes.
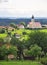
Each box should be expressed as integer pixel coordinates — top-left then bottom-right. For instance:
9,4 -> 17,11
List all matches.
6,27 -> 8,33
0,38 -> 4,46
20,22 -> 26,27
4,36 -> 11,44
24,44 -> 42,59
10,36 -> 25,60
28,31 -> 47,54
0,45 -> 17,60
0,28 -> 5,33
10,23 -> 17,29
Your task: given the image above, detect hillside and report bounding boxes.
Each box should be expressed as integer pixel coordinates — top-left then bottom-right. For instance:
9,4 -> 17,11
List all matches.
0,18 -> 47,26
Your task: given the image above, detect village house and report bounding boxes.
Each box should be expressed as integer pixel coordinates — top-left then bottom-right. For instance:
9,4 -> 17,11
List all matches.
0,26 -> 15,31
18,24 -> 24,29
27,15 -> 42,29
0,26 -> 6,29
42,24 -> 47,28
5,26 -> 15,31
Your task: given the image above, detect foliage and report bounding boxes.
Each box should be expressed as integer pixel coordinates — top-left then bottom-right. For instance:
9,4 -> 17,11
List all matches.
10,23 -> 17,29
0,45 -> 17,60
12,29 -> 14,31
0,38 -> 4,44
4,36 -> 11,44
0,28 -> 5,33
22,32 -> 27,35
7,31 -> 11,37
40,57 -> 47,65
0,29 -> 47,60
24,45 -> 42,57
10,36 -> 25,60
29,31 -> 47,53
46,53 -> 47,57
20,22 -> 26,27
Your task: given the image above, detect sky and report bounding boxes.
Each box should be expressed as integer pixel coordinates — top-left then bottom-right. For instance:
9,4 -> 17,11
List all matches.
0,0 -> 47,18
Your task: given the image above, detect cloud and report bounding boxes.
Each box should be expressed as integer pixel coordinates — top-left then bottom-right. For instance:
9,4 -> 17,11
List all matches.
0,0 -> 8,3
0,0 -> 47,17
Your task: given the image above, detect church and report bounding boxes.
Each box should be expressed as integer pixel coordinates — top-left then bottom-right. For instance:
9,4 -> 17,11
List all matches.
27,15 -> 42,29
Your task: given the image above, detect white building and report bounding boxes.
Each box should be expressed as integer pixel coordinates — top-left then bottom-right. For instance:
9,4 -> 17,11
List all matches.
18,24 -> 24,29
27,15 -> 42,29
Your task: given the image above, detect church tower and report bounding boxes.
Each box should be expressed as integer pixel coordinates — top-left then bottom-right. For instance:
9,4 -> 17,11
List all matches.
31,15 -> 35,22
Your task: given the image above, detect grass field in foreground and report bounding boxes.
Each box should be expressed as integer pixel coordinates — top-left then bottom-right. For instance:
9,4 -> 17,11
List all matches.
0,61 -> 42,65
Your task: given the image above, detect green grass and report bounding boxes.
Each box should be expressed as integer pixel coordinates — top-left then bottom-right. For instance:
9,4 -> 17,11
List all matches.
0,61 -> 42,65
0,29 -> 47,39
0,33 -> 7,38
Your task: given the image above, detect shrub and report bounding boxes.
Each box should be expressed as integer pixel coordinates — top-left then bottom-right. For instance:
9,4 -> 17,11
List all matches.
0,28 -> 5,33
24,45 -> 42,60
46,53 -> 47,57
7,32 -> 11,36
12,29 -> 14,31
29,31 -> 47,53
0,38 -> 4,46
22,32 -> 27,35
40,57 -> 47,65
0,45 -> 17,60
25,45 -> 42,57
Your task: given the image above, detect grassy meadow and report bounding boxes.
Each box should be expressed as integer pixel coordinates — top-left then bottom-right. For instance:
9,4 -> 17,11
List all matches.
0,29 -> 47,39
0,61 -> 42,65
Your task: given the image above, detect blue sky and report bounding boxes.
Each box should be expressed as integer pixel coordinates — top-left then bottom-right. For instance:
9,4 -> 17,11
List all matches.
0,0 -> 47,18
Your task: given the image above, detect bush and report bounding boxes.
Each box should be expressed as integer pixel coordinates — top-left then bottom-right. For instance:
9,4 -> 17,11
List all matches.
24,45 -> 42,60
25,45 -> 42,57
0,38 -> 4,46
40,57 -> 47,65
29,31 -> 47,53
0,28 -> 5,33
12,29 -> 14,31
7,32 -> 11,36
46,53 -> 47,57
22,32 -> 27,35
0,45 -> 17,60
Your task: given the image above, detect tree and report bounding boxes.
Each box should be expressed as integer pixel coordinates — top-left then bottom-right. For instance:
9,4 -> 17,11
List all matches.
0,45 -> 17,60
24,44 -> 42,59
10,23 -> 17,29
4,36 -> 11,44
22,32 -> 27,35
30,45 -> 42,57
0,38 -> 4,46
20,22 -> 26,27
7,31 -> 11,37
0,28 -> 5,33
28,31 -> 47,54
10,36 -> 25,60
6,27 -> 8,33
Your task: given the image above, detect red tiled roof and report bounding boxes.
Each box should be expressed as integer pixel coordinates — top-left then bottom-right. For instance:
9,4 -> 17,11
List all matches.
0,26 -> 5,28
27,22 -> 42,28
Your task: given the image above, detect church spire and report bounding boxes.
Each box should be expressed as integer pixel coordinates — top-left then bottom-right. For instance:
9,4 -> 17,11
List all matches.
32,15 -> 34,19
31,15 -> 35,22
